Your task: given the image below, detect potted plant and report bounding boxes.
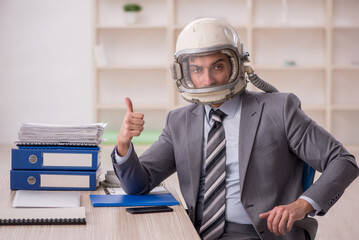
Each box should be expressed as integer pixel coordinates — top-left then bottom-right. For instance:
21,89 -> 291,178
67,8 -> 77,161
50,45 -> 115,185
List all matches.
123,3 -> 142,25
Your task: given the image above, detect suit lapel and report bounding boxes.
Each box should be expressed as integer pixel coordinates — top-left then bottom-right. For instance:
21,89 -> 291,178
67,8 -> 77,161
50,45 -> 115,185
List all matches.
186,104 -> 204,205
238,91 -> 264,193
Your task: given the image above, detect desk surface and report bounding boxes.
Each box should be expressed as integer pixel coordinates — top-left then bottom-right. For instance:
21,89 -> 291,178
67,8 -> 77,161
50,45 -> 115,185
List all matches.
0,176 -> 200,240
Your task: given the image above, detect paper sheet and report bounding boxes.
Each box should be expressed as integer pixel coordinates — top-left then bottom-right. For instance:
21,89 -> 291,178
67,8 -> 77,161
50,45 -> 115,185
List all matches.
12,190 -> 81,208
105,186 -> 169,195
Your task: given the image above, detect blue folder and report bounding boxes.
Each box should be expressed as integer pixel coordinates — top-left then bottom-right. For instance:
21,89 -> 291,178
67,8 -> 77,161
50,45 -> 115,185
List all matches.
10,170 -> 97,191
12,146 -> 99,170
90,193 -> 179,207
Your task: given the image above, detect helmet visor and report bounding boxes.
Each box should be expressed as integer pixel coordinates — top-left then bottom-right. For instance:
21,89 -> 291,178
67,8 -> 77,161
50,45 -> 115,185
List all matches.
177,49 -> 238,90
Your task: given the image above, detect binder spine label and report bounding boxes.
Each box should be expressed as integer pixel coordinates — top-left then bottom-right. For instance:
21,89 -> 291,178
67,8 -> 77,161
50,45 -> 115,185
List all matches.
40,174 -> 90,188
11,148 -> 98,170
43,153 -> 92,167
10,170 -> 96,190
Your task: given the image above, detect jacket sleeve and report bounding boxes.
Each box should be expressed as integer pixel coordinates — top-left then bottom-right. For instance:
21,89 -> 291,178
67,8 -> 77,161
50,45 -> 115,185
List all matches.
111,111 -> 176,195
284,93 -> 359,215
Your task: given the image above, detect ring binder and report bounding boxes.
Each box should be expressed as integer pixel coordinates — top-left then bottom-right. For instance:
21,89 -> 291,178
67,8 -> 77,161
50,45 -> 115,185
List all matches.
0,207 -> 86,225
11,123 -> 106,191
0,218 -> 86,225
10,170 -> 98,190
12,147 -> 100,171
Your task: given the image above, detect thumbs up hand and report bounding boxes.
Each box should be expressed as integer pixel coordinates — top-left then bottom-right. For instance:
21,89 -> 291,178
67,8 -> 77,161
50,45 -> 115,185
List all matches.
116,97 -> 145,156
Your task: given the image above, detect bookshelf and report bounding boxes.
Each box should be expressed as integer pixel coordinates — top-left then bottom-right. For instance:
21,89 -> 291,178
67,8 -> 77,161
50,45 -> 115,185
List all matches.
93,0 -> 359,157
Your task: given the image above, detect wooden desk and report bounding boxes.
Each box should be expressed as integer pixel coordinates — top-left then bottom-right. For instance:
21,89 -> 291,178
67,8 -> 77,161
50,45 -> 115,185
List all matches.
0,176 -> 200,240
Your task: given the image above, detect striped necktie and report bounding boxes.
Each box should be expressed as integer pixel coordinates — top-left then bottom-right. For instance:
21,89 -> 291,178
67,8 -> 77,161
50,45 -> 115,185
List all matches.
200,109 -> 227,240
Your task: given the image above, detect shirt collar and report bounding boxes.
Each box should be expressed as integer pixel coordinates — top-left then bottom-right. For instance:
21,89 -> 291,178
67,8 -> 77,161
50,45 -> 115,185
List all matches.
204,94 -> 242,122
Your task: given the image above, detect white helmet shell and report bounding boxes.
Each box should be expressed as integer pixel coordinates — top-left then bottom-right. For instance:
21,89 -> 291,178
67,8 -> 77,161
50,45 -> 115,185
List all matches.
175,18 -> 242,57
171,18 -> 247,105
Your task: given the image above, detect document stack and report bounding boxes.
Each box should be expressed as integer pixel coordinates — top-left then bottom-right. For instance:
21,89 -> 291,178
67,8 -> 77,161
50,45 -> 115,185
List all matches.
10,123 -> 106,191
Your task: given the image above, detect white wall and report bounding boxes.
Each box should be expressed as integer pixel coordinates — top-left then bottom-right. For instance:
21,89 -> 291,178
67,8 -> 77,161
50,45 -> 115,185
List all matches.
0,0 -> 93,144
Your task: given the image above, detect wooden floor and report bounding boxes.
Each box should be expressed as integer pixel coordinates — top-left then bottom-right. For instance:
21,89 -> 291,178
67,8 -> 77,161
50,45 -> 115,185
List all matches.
2,144 -> 358,239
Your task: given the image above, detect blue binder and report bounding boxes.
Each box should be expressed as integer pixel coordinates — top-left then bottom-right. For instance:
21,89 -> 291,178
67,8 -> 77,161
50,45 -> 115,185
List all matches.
10,170 -> 97,191
12,146 -> 99,170
90,193 -> 179,207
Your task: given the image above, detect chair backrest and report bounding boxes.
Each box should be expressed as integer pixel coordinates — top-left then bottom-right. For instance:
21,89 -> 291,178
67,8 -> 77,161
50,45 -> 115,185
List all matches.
302,162 -> 315,191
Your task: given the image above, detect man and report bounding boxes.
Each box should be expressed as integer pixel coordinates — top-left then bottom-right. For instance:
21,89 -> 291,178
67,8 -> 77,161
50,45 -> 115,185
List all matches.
112,18 -> 358,240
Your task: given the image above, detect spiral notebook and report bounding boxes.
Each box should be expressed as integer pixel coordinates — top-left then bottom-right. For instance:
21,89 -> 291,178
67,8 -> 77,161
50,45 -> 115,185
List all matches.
0,207 -> 86,225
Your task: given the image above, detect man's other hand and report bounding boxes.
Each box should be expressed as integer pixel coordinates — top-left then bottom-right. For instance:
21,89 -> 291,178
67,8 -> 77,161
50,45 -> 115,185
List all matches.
116,97 -> 145,156
259,199 -> 314,236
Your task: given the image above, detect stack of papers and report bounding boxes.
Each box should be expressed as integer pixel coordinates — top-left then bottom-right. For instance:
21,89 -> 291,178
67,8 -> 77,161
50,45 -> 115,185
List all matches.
13,190 -> 81,208
16,123 -> 107,146
104,186 -> 169,195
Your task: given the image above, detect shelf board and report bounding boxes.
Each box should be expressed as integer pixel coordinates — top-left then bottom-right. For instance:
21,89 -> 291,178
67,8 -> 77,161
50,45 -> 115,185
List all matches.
253,25 -> 325,30
96,24 -> 167,30
332,105 -> 359,111
102,129 -> 161,145
345,145 -> 359,153
333,25 -> 359,30
174,24 -> 248,30
96,103 -> 169,110
254,65 -> 325,71
97,65 -> 167,70
332,65 -> 359,70
173,103 -> 326,111
301,104 -> 326,111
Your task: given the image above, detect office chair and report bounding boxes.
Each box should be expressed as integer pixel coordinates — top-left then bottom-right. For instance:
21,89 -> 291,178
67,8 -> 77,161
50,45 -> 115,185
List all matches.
302,163 -> 316,191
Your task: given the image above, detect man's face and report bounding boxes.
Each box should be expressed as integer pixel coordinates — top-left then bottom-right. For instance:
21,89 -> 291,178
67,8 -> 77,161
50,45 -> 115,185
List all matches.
188,52 -> 232,88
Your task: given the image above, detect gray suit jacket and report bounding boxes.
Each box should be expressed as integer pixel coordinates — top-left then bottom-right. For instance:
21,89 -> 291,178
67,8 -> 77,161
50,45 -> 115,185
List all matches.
112,90 -> 358,240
